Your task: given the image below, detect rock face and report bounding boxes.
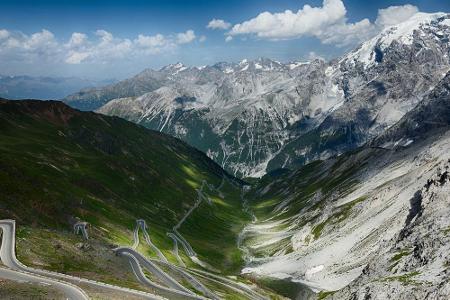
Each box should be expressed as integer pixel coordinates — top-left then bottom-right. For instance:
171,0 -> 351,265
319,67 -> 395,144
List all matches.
269,12 -> 450,171
373,71 -> 450,148
332,163 -> 450,300
238,60 -> 450,298
97,59 -> 332,178
324,67 -> 450,300
67,12 -> 450,178
240,133 -> 450,294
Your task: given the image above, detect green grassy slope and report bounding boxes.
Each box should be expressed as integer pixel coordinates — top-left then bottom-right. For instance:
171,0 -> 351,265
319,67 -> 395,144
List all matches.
0,99 -> 249,287
0,277 -> 65,299
243,147 -> 385,258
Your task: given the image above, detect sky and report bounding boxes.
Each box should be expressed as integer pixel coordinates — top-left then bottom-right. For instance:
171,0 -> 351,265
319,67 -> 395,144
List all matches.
0,0 -> 449,79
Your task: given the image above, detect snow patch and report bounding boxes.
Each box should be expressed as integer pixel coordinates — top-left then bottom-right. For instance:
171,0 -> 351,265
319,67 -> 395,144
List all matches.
289,62 -> 309,69
442,18 -> 450,27
172,66 -> 187,75
223,67 -> 234,74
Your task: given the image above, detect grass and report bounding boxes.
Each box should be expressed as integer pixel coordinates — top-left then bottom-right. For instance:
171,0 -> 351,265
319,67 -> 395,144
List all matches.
15,226 -> 148,291
0,100 -> 229,231
380,271 -> 421,285
442,226 -> 450,235
249,147 -> 369,226
254,277 -> 314,299
0,278 -> 64,300
240,147 -> 372,267
179,179 -> 251,274
312,221 -> 328,240
387,249 -> 412,273
0,100 -> 250,290
312,196 -> 367,239
391,250 -> 411,262
317,290 -> 337,299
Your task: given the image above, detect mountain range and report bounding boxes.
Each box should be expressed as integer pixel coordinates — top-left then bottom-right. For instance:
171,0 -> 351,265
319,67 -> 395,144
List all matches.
1,66 -> 449,298
64,12 -> 450,178
1,9 -> 450,300
0,75 -> 115,100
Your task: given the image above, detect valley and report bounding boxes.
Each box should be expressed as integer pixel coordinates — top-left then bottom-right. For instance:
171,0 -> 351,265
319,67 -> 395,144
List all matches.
0,6 -> 450,300
0,99 -> 276,299
1,72 -> 449,299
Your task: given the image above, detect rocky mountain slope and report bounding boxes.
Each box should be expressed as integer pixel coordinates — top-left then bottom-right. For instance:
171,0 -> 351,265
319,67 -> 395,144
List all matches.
238,69 -> 450,299
63,65 -> 189,111
269,12 -> 450,171
88,58 -> 331,178
62,12 -> 450,178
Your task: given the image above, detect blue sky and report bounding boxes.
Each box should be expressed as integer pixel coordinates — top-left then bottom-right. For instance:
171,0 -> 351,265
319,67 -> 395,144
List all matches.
1,0 -> 449,79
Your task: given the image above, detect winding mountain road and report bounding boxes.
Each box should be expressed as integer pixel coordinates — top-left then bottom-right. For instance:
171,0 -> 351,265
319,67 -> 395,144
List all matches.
0,177 -> 268,300
0,219 -> 165,300
0,220 -> 89,300
149,257 -> 218,299
121,249 -> 201,300
187,268 -> 267,300
121,219 -> 221,299
136,219 -> 168,262
167,232 -> 186,267
115,246 -> 192,294
73,221 -> 89,240
169,180 -> 220,272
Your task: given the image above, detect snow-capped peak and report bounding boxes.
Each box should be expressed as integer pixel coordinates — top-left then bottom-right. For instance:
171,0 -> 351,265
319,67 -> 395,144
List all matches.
173,62 -> 185,69
239,59 -> 248,66
378,12 -> 447,47
344,12 -> 449,68
161,62 -> 186,71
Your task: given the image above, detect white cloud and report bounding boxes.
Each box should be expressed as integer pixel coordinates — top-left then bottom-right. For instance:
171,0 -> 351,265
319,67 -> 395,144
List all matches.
228,0 -> 421,47
95,30 -> 113,43
134,33 -> 176,54
65,51 -> 90,64
24,29 -> 57,50
176,30 -> 196,44
0,28 -> 197,65
199,35 -> 207,42
89,30 -> 133,62
229,0 -> 346,39
225,36 -> 233,42
316,18 -> 377,47
0,29 -> 59,62
207,19 -> 231,30
67,32 -> 87,48
0,29 -> 10,40
135,33 -> 167,48
375,4 -> 419,28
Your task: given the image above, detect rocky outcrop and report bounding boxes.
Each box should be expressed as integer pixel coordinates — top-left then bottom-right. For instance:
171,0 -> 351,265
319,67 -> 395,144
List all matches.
332,160 -> 450,300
